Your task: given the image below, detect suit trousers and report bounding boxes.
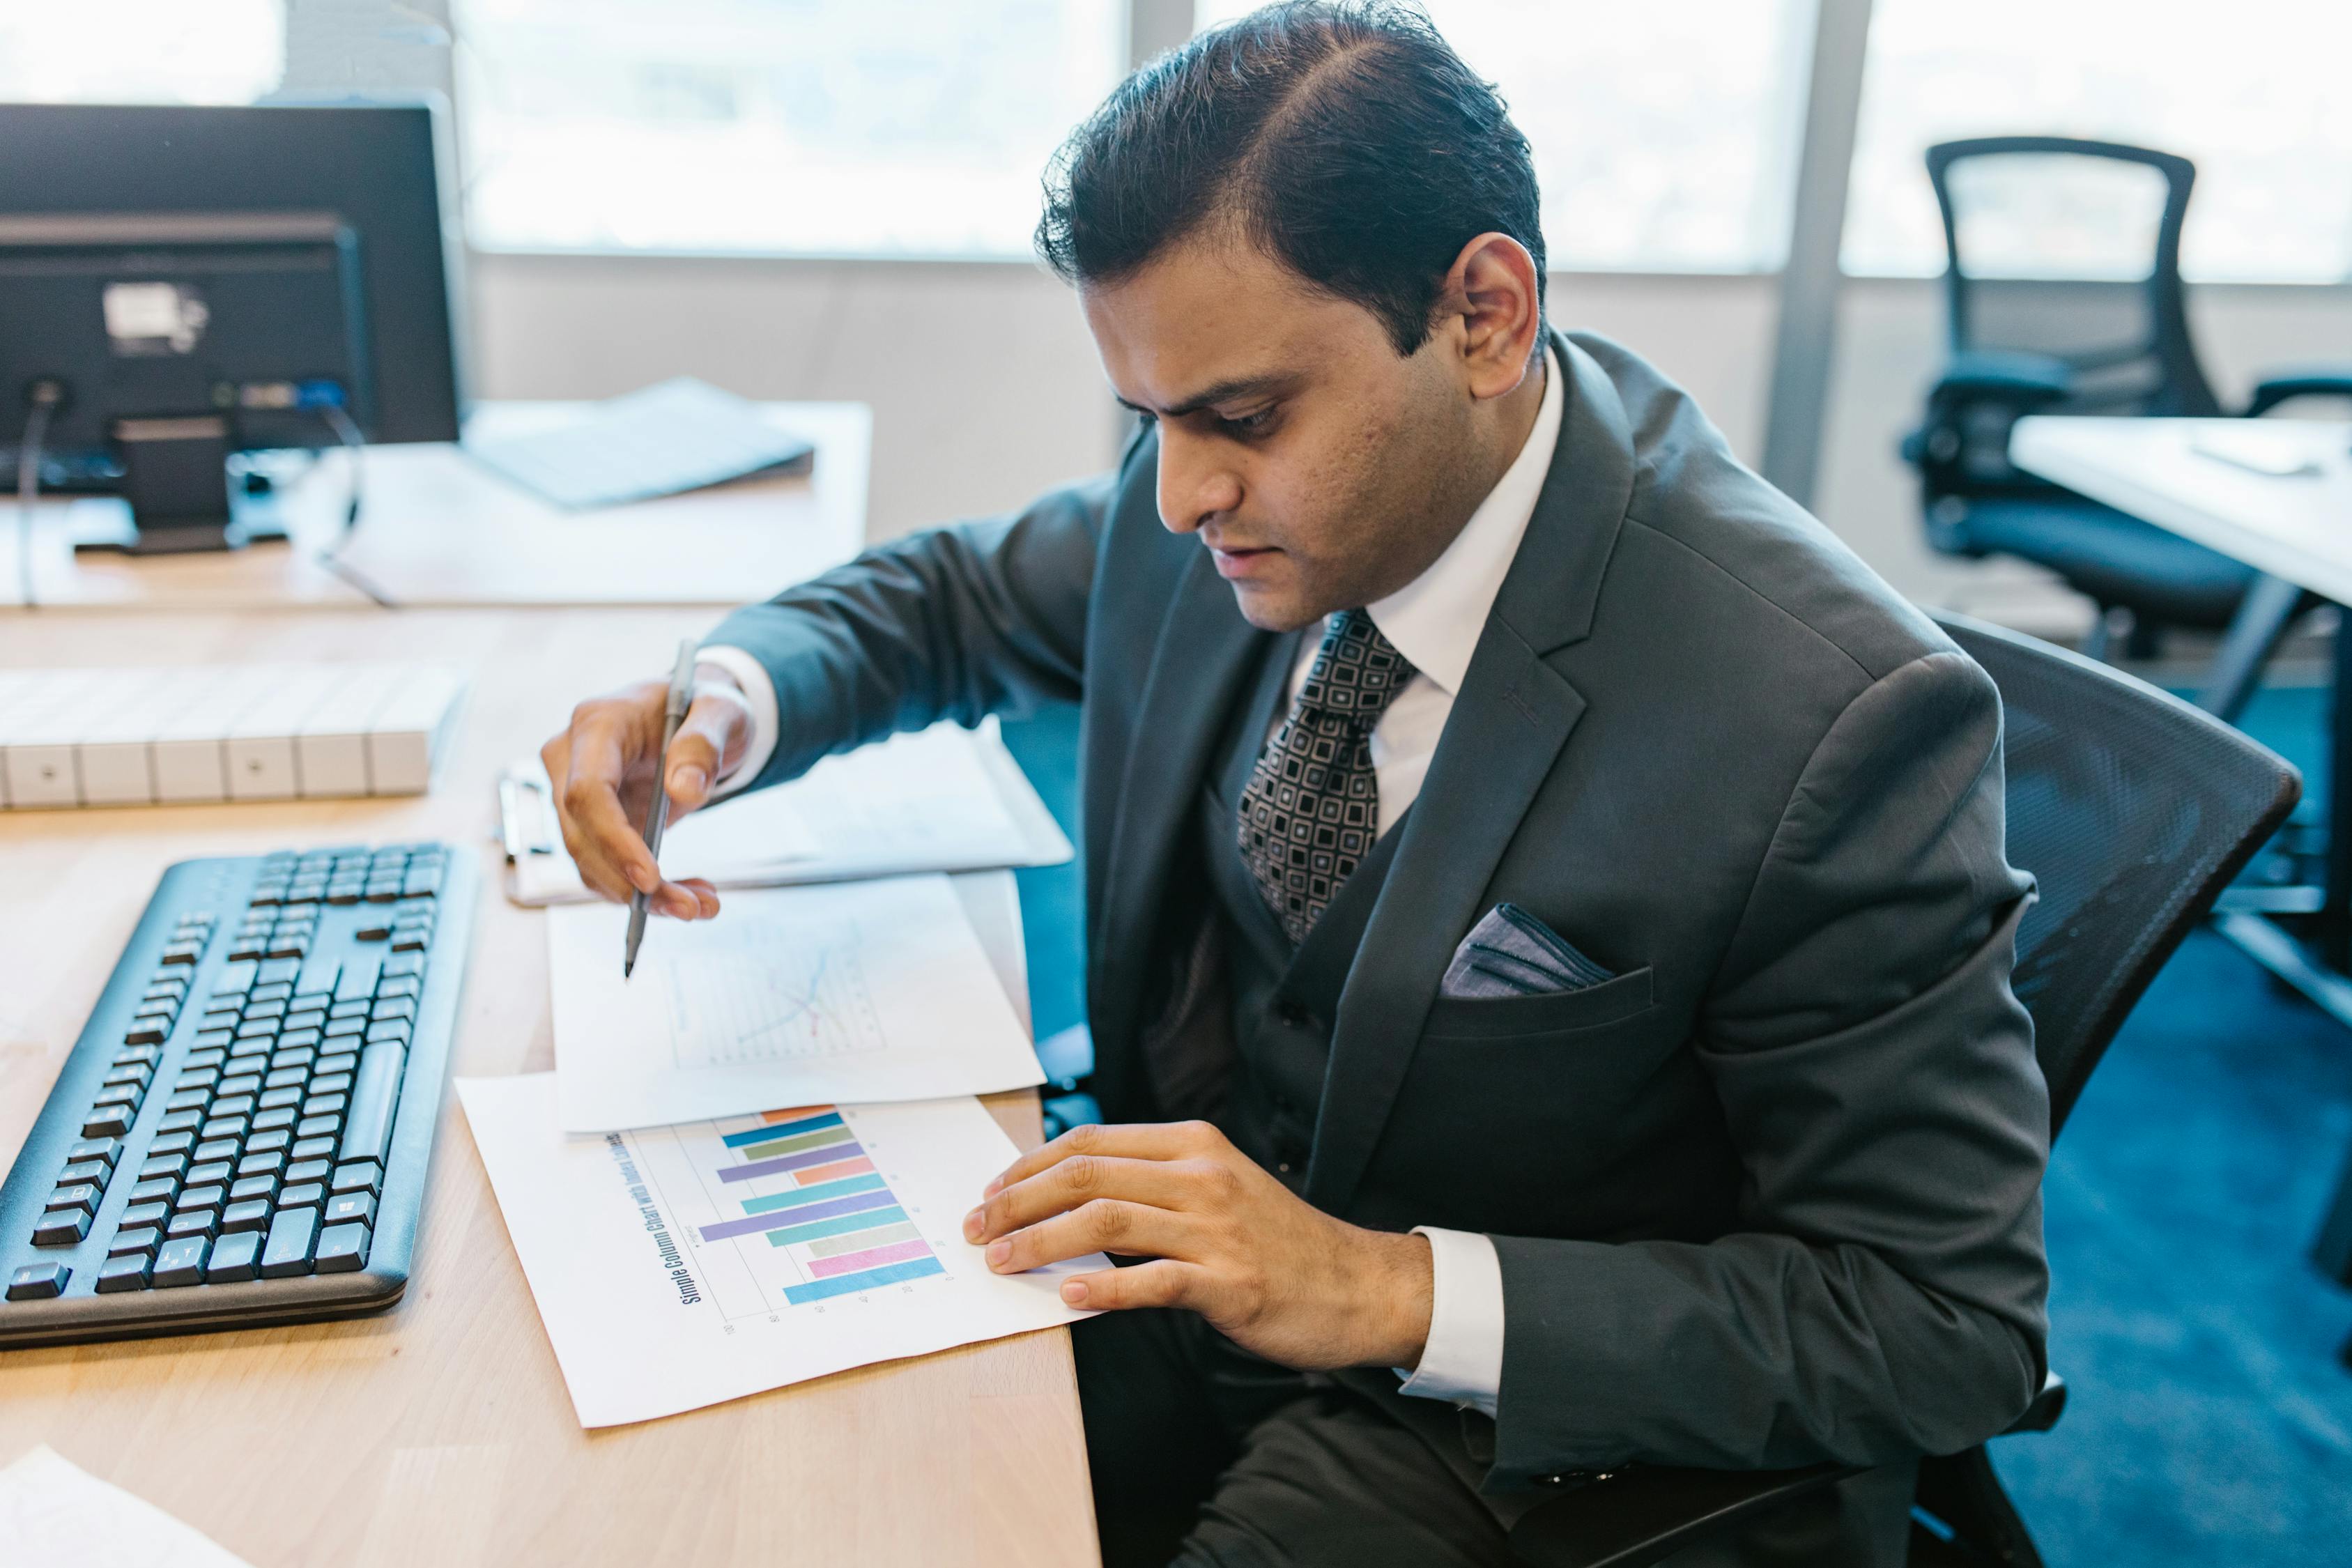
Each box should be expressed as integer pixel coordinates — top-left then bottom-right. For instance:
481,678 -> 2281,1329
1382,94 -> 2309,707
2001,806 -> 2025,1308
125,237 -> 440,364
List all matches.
1073,1307 -> 1515,1568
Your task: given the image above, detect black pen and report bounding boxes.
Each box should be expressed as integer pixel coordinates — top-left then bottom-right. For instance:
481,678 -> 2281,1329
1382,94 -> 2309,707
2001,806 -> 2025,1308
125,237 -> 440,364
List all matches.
625,640 -> 698,978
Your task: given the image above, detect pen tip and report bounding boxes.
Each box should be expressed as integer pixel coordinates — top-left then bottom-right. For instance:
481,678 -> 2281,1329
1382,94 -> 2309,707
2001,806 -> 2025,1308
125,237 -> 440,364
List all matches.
623,958 -> 635,980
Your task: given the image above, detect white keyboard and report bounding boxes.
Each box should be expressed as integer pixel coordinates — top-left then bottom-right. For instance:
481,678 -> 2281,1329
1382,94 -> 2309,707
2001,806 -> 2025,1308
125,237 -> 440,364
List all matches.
0,663 -> 468,809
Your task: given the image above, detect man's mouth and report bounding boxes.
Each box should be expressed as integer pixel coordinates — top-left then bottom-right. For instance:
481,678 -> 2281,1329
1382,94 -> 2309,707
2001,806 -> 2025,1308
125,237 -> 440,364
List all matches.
1207,541 -> 1279,580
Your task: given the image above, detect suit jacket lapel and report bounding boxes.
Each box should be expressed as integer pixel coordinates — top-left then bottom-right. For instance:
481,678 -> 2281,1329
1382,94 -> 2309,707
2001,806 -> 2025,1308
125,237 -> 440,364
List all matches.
1305,333 -> 1640,1212
1090,546 -> 1272,1091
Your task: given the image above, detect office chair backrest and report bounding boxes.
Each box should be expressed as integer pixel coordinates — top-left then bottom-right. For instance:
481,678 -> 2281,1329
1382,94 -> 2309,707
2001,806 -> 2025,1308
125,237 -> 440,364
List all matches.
1927,137 -> 2223,417
1935,613 -> 2299,1131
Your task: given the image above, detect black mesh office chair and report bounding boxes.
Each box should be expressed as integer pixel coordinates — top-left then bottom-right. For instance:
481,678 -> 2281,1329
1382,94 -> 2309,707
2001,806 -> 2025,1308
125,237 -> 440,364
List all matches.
1901,137 -> 2352,661
1509,613 -> 2302,1568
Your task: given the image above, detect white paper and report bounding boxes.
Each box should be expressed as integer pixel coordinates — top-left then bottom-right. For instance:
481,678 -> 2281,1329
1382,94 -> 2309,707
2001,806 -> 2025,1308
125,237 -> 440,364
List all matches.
457,1073 -> 1102,1427
0,1445 -> 254,1567
551,873 -> 1045,1132
504,719 -> 1075,906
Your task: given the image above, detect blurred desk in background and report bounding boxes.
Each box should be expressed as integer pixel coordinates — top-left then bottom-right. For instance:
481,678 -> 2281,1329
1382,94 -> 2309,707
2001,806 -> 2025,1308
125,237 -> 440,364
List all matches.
1,401 -> 870,613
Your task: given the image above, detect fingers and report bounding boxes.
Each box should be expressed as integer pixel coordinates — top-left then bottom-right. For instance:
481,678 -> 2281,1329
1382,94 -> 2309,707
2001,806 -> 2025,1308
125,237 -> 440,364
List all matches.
964,1153 -> 1214,1243
1059,1259 -> 1195,1311
985,1119 -> 1225,1198
978,1198 -> 1198,1275
544,677 -> 726,919
662,689 -> 748,821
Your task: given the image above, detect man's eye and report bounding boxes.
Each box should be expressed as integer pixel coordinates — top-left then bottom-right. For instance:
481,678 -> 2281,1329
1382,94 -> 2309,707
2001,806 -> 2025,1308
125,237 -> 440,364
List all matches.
1222,408 -> 1275,435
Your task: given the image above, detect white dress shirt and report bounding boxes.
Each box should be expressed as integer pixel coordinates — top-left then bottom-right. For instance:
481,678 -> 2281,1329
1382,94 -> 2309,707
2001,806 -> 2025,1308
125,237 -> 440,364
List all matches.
705,346 -> 1565,1420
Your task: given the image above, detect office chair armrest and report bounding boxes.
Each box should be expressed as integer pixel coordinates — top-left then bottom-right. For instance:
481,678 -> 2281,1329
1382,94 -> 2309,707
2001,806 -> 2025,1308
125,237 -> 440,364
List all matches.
1930,350 -> 2075,405
2246,365 -> 2352,417
2003,1370 -> 2067,1435
1507,1463 -> 1863,1568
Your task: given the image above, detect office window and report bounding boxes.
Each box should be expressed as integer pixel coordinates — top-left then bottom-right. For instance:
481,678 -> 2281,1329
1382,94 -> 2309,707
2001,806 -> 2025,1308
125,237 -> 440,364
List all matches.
1843,0 -> 2352,283
0,2 -> 284,105
1194,0 -> 1816,273
454,0 -> 1128,258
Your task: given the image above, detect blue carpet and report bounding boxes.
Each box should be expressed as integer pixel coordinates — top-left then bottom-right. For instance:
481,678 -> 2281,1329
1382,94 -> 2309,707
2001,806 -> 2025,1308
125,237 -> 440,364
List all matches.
999,686 -> 2352,1562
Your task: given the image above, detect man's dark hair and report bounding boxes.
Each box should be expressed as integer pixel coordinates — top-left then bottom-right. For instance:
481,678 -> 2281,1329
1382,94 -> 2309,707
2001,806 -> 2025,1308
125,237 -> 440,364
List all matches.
1036,1 -> 1545,358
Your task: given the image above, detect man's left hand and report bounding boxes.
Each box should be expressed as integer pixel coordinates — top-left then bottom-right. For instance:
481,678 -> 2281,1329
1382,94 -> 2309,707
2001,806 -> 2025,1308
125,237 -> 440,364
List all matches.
964,1119 -> 1434,1372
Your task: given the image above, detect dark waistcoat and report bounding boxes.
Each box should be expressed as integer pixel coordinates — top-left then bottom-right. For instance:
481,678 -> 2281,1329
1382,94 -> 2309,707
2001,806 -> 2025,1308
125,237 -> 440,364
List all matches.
1146,627 -> 1408,1193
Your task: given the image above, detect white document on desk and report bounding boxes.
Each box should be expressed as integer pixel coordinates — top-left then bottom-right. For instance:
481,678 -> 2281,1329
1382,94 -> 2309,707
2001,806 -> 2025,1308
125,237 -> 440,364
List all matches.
503,718 -> 1073,905
550,873 -> 1045,1132
0,1444 -> 255,1567
457,1073 -> 1102,1428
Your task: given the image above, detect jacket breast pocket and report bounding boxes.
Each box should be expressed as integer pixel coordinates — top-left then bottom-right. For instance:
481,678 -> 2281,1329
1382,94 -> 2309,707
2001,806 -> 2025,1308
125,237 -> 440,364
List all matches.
1420,964 -> 1657,1040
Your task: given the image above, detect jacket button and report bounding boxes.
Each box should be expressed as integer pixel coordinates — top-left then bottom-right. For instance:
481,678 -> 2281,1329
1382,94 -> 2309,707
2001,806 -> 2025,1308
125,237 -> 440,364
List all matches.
1275,1001 -> 1314,1030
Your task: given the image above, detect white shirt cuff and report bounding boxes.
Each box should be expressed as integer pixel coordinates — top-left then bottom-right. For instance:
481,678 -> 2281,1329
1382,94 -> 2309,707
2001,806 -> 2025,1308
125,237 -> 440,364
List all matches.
693,644 -> 779,801
1395,1226 -> 1504,1418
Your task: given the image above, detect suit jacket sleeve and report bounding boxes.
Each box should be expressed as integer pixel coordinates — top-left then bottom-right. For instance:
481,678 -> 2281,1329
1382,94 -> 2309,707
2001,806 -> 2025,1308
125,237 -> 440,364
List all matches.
701,472 -> 1110,794
1486,649 -> 2050,1481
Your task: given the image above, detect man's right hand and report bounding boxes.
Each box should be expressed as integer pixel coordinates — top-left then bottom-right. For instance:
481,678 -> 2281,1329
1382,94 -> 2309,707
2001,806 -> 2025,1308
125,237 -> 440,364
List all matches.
540,663 -> 755,920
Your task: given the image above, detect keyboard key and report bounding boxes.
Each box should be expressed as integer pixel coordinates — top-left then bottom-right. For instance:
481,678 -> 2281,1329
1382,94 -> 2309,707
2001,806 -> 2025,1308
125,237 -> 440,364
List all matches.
323,1015 -> 367,1040
323,1191 -> 378,1229
68,1136 -> 123,1167
303,1094 -> 348,1120
183,1047 -> 229,1070
312,1073 -> 354,1098
295,955 -> 342,997
297,1114 -> 341,1141
276,1182 -> 326,1210
259,1087 -> 304,1112
109,1227 -> 161,1256
389,931 -> 430,953
289,1139 -> 336,1165
59,1158 -> 112,1186
276,1029 -> 323,1053
264,1068 -> 307,1091
383,953 -> 424,979
253,1106 -> 298,1132
206,1230 -> 263,1282
155,1110 -> 203,1136
48,1182 -> 101,1215
162,1091 -> 207,1115
248,982 -> 293,1005
272,1047 -> 318,1073
260,1207 -> 318,1277
32,1208 -> 91,1245
229,937 -> 269,962
284,1158 -> 332,1186
221,1199 -> 272,1233
176,1183 -> 227,1213
257,958 -> 302,986
191,1029 -> 236,1052
314,1222 -> 370,1273
178,1067 -> 221,1091
210,1095 -> 256,1119
8,1262 -> 69,1300
137,1153 -> 187,1183
82,1105 -> 134,1142
166,1209 -> 217,1240
375,976 -> 420,1001
247,1128 -> 292,1155
237,1150 -> 287,1179
159,941 -> 203,965
186,1160 -> 233,1187
192,1139 -> 240,1165
217,1075 -> 263,1100
153,1236 -> 208,1286
315,1052 -> 359,1077
229,1174 -> 280,1204
95,1254 -> 151,1291
279,1017 -> 325,1042
128,1178 -> 176,1207
355,916 -> 394,942
91,1083 -> 141,1112
334,955 -> 382,1002
200,1116 -> 249,1142
371,997 -> 419,1024
330,1160 -> 383,1196
122,1022 -> 169,1046
121,1200 -> 171,1228
210,960 -> 258,997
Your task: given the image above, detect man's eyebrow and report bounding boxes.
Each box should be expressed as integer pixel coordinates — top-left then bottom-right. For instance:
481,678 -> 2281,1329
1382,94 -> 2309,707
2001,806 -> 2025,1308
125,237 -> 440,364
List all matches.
1115,372 -> 1295,420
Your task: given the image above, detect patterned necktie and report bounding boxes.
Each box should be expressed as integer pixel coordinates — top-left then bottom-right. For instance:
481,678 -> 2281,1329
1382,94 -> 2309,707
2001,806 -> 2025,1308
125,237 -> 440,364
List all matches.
1238,609 -> 1418,945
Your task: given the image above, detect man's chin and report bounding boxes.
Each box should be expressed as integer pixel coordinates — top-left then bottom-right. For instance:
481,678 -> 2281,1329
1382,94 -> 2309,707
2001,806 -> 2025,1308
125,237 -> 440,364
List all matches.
1227,582 -> 1324,633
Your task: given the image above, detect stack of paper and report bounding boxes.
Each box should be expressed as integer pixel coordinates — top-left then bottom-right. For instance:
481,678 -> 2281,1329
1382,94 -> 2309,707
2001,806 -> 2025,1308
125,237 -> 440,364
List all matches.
501,718 -> 1071,905
0,1445 -> 254,1567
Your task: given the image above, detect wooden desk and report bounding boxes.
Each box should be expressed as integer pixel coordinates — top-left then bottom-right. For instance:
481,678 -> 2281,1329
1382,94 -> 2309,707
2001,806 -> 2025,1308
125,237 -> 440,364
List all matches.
0,606 -> 1097,1566
1,401 -> 871,613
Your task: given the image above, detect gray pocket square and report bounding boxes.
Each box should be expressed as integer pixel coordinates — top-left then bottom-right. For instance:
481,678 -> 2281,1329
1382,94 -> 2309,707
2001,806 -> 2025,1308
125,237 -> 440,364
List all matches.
1440,904 -> 1616,999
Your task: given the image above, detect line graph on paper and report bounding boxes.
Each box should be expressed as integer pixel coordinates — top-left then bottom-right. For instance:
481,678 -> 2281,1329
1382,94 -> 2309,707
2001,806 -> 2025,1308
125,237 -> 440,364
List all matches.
657,916 -> 889,1070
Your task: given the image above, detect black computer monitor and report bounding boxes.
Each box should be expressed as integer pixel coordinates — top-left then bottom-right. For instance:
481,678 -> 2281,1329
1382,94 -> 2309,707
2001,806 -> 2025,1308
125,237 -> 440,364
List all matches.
0,102 -> 463,553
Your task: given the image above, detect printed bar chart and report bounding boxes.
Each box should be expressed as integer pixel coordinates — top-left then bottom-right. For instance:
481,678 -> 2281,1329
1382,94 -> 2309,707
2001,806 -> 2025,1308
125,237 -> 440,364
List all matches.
699,1107 -> 947,1303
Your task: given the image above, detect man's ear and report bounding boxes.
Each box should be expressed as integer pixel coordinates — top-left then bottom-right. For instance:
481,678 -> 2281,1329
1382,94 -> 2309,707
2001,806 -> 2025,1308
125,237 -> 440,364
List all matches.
1443,231 -> 1544,401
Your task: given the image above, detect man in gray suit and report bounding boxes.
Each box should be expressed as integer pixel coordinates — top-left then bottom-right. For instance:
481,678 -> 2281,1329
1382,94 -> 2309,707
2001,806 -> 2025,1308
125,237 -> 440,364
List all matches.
540,5 -> 2050,1564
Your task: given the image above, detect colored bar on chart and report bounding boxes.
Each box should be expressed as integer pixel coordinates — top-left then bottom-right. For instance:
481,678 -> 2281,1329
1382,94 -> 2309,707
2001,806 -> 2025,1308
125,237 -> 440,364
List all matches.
808,1236 -> 934,1279
735,1125 -> 858,1162
740,1172 -> 886,1214
762,1206 -> 911,1249
804,1220 -> 921,1259
722,1110 -> 843,1148
783,1255 -> 946,1305
719,1139 -> 869,1183
699,1187 -> 898,1243
792,1155 -> 875,1187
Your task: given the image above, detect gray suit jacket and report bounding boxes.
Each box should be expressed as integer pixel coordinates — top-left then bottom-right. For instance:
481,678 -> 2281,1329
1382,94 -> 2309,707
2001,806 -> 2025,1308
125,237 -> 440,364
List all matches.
709,332 -> 2050,1509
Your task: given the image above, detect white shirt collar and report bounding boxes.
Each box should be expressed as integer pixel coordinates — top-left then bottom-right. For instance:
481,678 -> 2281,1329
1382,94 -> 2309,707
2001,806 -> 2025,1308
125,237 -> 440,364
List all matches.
1362,342 -> 1564,697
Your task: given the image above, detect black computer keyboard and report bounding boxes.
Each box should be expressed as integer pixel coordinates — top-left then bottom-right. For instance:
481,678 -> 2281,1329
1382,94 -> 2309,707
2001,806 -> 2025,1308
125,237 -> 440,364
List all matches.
0,842 -> 473,1346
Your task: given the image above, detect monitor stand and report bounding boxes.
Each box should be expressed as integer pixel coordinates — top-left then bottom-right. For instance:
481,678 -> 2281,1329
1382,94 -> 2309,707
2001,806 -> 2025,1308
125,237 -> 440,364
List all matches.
71,413 -> 288,556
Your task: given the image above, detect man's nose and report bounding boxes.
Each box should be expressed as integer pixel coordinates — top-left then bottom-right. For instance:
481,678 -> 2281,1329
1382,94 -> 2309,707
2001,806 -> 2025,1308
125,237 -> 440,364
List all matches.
1155,431 -> 1243,535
